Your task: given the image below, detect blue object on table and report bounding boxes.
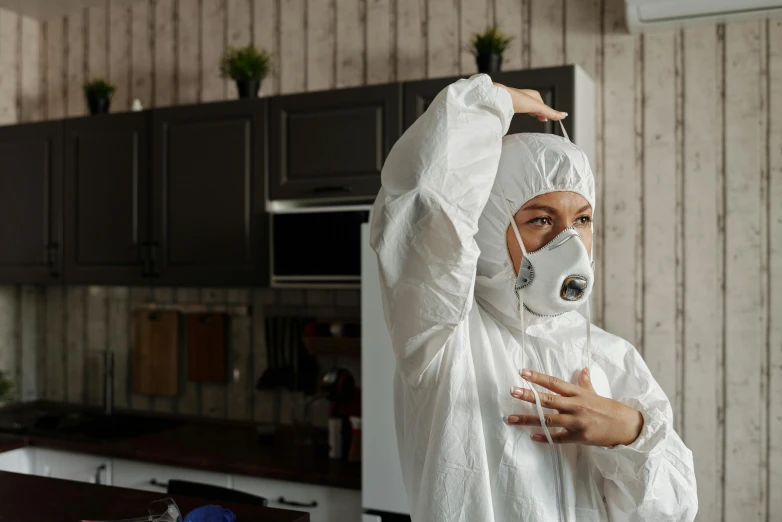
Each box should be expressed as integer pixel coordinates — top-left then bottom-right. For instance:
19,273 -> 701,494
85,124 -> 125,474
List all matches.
183,505 -> 236,522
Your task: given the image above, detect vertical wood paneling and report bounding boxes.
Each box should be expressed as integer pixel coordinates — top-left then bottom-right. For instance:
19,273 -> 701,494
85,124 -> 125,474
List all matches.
20,17 -> 41,122
45,18 -> 65,119
529,0 -> 564,68
66,11 -> 85,117
227,288 -> 252,420
176,288 -> 200,415
279,0 -> 305,93
152,287 -> 177,412
44,287 -> 65,402
396,0 -> 424,81
87,4 -> 107,81
336,0 -> 365,87
0,9 -> 20,125
177,0 -> 200,104
681,24 -> 722,522
108,287 -> 129,410
426,0 -> 458,79
155,0 -> 176,107
723,21 -> 766,522
200,288 -> 227,417
131,1 -> 153,108
129,287 -> 153,410
85,287 -> 107,407
66,287 -> 85,403
252,0 -> 279,95
0,288 -> 17,399
769,18 -> 782,522
494,0 -> 523,72
642,31 -> 678,409
306,0 -> 336,91
201,0 -> 227,100
600,1 -> 641,347
365,0 -> 391,84
108,2 -> 131,112
253,288 -> 275,422
459,0 -> 489,75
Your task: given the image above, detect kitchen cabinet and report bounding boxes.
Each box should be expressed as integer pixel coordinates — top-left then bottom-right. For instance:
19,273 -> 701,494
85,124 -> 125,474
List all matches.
269,84 -> 401,201
112,459 -> 230,492
32,448 -> 112,485
0,121 -> 63,283
151,100 -> 269,285
233,474 -> 362,522
403,66 -> 577,136
64,113 -> 150,284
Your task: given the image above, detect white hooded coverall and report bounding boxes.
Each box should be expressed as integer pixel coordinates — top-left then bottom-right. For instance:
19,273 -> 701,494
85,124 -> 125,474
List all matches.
370,74 -> 698,522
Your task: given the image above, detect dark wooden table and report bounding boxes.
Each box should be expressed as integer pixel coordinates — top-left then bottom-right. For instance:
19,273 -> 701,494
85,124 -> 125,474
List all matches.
0,471 -> 309,522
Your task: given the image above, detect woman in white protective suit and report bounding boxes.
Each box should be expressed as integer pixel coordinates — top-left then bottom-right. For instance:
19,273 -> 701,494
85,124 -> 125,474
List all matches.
370,74 -> 698,522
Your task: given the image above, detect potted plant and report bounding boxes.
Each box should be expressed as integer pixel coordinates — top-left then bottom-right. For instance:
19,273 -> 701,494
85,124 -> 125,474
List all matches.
83,79 -> 116,115
0,370 -> 14,406
220,45 -> 272,99
469,26 -> 513,74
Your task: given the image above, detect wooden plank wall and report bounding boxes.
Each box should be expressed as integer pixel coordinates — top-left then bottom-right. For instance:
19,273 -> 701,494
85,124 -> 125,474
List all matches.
0,1 -> 779,518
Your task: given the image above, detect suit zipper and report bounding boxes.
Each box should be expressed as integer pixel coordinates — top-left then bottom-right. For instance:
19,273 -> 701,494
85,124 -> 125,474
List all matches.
528,335 -> 566,522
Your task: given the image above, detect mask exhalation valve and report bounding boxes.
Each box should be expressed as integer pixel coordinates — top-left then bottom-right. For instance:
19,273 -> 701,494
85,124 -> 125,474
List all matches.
561,276 -> 587,301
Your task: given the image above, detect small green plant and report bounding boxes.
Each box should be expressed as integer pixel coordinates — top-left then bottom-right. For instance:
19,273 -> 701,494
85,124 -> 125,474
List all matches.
220,45 -> 272,81
469,26 -> 514,57
0,370 -> 14,402
83,79 -> 116,100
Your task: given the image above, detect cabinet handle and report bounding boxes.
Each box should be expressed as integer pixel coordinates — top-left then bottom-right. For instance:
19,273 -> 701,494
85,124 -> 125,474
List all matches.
277,496 -> 318,508
149,478 -> 168,489
45,242 -> 60,278
94,463 -> 107,485
313,185 -> 352,194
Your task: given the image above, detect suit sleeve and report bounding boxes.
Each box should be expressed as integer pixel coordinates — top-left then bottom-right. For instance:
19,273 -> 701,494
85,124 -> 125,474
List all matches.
369,74 -> 513,387
591,346 -> 699,521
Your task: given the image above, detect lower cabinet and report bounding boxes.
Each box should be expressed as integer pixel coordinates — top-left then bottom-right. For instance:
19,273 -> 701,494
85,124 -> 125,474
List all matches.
33,448 -> 112,485
233,474 -> 362,522
112,459 -> 230,492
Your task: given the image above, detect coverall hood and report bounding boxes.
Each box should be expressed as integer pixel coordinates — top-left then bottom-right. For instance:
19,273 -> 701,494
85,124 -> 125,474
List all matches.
475,132 -> 596,328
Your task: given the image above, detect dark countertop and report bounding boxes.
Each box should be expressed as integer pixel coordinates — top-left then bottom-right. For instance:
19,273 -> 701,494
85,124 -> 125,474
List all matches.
0,471 -> 309,522
0,402 -> 361,490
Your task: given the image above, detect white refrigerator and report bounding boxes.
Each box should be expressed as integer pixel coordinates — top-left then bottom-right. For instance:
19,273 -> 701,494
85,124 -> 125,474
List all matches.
361,223 -> 411,521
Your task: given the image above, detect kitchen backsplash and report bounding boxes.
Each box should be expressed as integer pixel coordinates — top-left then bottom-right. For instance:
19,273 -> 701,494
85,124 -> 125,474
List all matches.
0,285 -> 361,428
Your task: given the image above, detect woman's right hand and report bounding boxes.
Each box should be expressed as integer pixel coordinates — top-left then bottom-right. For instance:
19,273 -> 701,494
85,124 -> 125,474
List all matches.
493,84 -> 568,122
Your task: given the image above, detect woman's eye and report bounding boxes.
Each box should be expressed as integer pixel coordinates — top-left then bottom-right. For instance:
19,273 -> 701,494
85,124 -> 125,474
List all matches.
576,216 -> 592,226
529,217 -> 552,227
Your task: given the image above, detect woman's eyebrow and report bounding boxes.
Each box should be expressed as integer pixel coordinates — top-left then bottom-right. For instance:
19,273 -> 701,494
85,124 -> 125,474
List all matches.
521,204 -> 558,214
577,204 -> 592,213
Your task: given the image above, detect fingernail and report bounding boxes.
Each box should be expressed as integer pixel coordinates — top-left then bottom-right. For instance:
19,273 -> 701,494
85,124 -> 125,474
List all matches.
560,112 -> 568,117
511,386 -> 523,396
507,415 -> 519,423
584,367 -> 591,378
531,433 -> 545,442
520,369 -> 532,379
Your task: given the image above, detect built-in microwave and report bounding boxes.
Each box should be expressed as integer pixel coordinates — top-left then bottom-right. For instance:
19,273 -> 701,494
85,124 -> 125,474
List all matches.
270,205 -> 370,287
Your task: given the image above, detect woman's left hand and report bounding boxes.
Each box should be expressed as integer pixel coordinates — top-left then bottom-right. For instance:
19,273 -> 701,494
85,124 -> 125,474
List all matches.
506,368 -> 644,447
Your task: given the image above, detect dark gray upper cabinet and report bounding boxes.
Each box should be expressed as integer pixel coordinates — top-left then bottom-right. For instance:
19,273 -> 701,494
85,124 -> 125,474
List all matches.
64,113 -> 150,284
269,84 -> 401,200
151,100 -> 268,286
404,67 -> 576,136
0,121 -> 63,283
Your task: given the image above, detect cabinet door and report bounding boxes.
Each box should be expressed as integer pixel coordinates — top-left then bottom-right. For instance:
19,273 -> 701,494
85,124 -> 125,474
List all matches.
403,66 -> 575,136
64,113 -> 150,284
112,459 -> 230,492
32,449 -> 112,485
152,100 -> 268,285
233,474 -> 362,522
0,121 -> 62,283
269,84 -> 401,200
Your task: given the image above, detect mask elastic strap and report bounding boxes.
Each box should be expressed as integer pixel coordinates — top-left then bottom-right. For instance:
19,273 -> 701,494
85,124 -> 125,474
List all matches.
559,120 -> 571,142
584,222 -> 594,371
498,186 -> 555,446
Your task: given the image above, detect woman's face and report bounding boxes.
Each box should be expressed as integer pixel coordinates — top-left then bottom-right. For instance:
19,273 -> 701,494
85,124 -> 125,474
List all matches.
506,191 -> 593,273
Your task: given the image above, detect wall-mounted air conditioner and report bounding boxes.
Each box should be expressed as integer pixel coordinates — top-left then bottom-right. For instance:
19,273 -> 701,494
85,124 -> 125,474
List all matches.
626,0 -> 782,32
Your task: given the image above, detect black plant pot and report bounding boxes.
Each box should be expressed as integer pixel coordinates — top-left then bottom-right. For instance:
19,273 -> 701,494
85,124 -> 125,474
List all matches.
87,96 -> 111,115
476,54 -> 503,75
236,79 -> 262,99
